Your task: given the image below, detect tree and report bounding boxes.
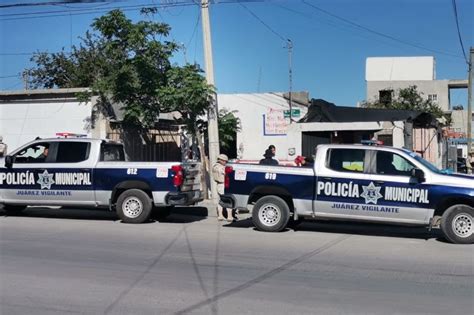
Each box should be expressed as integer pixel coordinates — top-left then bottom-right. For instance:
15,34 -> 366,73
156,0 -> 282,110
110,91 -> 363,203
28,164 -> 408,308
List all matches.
361,85 -> 449,125
26,9 -> 213,131
216,109 -> 241,151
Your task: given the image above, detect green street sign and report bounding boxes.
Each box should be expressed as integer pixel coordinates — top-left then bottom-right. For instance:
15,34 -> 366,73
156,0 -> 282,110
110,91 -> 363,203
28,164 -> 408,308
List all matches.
283,108 -> 301,118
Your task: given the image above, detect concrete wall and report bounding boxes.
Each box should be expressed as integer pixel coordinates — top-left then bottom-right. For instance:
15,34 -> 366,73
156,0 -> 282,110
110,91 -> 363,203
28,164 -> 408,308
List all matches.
0,98 -> 96,152
450,109 -> 474,135
366,57 -> 435,81
217,93 -> 308,162
366,80 -> 450,111
373,121 -> 405,148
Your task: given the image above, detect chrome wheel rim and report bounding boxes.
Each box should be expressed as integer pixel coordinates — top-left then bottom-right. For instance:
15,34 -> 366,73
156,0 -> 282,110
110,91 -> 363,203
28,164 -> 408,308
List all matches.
259,203 -> 281,227
123,197 -> 143,218
452,213 -> 473,238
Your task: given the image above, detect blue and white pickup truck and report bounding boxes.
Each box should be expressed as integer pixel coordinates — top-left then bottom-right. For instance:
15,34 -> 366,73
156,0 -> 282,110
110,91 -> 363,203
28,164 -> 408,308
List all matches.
0,137 -> 202,223
220,144 -> 474,244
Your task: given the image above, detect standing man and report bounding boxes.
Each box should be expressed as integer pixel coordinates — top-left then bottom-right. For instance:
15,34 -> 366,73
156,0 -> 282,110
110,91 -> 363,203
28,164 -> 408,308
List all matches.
468,151 -> 474,174
0,136 -> 7,157
212,154 -> 233,222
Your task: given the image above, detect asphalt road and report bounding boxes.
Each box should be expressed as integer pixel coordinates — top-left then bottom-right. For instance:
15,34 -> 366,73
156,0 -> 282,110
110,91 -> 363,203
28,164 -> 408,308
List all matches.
1,207 -> 473,315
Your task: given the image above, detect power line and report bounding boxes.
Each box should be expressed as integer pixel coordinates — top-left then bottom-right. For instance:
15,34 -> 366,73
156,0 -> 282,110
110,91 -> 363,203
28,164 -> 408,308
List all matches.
0,74 -> 21,79
0,52 -> 34,56
0,1 -> 100,9
186,8 -> 201,53
0,0 -> 266,20
239,2 -> 287,43
0,1 -> 196,21
451,0 -> 469,64
301,0 -> 463,59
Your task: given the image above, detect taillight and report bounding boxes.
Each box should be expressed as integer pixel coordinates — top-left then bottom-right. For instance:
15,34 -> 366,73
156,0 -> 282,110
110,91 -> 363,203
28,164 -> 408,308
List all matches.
171,165 -> 184,187
224,166 -> 233,189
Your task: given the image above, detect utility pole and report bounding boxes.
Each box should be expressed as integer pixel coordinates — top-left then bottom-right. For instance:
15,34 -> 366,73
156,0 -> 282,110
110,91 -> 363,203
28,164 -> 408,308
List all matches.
287,39 -> 293,123
22,71 -> 29,90
467,47 -> 473,173
201,0 -> 220,202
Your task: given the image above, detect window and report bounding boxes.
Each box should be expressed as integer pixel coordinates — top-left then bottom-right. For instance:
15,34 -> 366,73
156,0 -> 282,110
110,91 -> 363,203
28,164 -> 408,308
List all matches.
428,94 -> 438,102
14,143 -> 50,163
379,90 -> 392,105
100,143 -> 125,161
377,135 -> 393,146
328,149 -> 365,173
56,142 -> 90,163
376,151 -> 415,176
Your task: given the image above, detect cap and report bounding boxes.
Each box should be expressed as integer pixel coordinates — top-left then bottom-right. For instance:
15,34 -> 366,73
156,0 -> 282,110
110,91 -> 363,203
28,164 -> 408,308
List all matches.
217,154 -> 228,161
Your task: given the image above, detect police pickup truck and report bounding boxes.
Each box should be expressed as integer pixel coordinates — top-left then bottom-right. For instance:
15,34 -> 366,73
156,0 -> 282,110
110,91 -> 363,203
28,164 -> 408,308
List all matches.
0,137 -> 202,223
220,144 -> 474,244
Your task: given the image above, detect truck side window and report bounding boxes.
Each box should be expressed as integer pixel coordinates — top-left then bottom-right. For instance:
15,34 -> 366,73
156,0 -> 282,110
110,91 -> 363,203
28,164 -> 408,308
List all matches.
56,142 -> 90,163
14,143 -> 50,163
376,151 -> 415,176
328,149 -> 365,173
100,144 -> 125,161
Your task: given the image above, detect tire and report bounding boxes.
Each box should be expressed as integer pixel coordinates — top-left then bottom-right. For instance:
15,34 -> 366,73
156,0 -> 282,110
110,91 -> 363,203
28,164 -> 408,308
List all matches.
116,189 -> 153,224
440,205 -> 474,244
252,195 -> 290,232
3,204 -> 26,215
154,206 -> 173,221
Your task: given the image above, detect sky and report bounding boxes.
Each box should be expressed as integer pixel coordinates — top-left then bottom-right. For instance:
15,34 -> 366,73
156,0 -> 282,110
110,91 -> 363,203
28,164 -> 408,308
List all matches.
0,0 -> 473,107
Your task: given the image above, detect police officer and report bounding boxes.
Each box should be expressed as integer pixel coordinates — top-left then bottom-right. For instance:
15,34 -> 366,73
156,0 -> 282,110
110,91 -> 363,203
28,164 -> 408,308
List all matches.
0,136 -> 7,157
467,151 -> 474,174
212,154 -> 233,221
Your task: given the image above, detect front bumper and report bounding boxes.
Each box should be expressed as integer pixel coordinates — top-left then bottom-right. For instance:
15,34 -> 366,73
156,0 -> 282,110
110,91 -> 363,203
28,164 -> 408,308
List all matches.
166,190 -> 203,206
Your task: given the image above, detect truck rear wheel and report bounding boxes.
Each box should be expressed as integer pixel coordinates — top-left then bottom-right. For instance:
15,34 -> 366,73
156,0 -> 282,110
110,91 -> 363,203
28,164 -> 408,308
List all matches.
440,205 -> 474,244
116,189 -> 152,224
252,195 -> 290,232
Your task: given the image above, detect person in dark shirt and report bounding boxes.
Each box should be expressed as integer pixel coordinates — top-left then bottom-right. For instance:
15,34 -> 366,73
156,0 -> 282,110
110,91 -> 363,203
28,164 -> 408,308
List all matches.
259,149 -> 279,166
302,156 -> 314,167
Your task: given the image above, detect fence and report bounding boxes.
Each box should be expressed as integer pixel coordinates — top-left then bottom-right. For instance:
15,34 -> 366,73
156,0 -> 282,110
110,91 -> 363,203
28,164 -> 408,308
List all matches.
107,122 -> 181,162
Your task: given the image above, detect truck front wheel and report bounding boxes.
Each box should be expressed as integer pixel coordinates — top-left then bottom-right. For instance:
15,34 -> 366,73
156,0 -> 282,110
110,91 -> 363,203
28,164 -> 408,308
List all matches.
116,189 -> 153,224
252,195 -> 290,232
440,205 -> 474,244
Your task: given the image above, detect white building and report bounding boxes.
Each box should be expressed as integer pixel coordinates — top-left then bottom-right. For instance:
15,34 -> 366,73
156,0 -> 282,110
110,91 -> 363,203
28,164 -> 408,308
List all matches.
0,88 -> 105,152
217,92 -> 308,162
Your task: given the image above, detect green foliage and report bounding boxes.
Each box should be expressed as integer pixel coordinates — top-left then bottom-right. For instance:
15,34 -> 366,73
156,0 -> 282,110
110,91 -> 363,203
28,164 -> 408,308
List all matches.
362,86 -> 449,125
218,109 -> 241,150
157,64 -> 215,134
199,109 -> 241,151
26,9 -> 213,130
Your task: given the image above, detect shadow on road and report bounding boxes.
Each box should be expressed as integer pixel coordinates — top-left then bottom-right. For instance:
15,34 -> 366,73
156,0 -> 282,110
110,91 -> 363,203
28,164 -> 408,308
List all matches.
226,217 -> 444,241
1,206 -> 208,225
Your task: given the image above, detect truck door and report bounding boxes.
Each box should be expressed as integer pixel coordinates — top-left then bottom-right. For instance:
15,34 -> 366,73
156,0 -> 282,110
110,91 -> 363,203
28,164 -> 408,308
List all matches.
1,141 -> 53,204
314,148 -> 376,219
2,141 -> 95,206
51,141 -> 95,206
367,150 -> 430,224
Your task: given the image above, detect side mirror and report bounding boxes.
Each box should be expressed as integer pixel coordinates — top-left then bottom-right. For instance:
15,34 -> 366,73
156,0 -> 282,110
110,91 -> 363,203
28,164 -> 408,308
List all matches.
4,155 -> 13,168
411,168 -> 425,183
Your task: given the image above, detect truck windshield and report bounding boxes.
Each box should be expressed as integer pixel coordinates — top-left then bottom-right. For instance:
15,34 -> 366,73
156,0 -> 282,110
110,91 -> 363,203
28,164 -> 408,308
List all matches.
402,149 -> 442,174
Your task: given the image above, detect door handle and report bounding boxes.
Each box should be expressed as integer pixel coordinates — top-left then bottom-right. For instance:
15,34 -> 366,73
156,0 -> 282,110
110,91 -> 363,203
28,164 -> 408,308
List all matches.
323,177 -> 332,181
375,181 -> 385,185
